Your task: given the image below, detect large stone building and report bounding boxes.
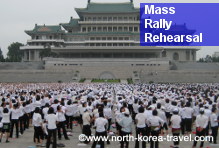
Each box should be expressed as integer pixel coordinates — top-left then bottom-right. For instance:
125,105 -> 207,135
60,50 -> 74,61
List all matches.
20,0 -> 199,80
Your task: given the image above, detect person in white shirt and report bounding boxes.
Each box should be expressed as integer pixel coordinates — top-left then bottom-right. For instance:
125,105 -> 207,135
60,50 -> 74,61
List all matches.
193,108 -> 208,148
10,103 -> 20,138
210,107 -> 219,144
184,102 -> 194,134
103,105 -> 112,131
92,112 -> 108,148
170,108 -> 181,148
115,107 -> 125,136
82,109 -> 92,144
119,110 -> 132,148
32,107 -> 44,147
65,100 -> 74,130
0,108 -> 11,143
46,107 -> 58,148
135,106 -> 147,148
56,105 -> 69,140
132,99 -> 139,122
204,105 -> 211,136
148,110 -> 164,148
157,104 -> 168,135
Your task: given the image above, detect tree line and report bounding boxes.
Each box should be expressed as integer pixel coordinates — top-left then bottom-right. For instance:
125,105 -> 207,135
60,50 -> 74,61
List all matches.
198,55 -> 219,63
0,42 -> 56,62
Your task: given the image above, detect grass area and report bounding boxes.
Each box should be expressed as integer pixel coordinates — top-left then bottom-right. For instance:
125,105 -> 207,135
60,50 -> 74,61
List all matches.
107,79 -> 120,83
79,78 -> 86,83
127,78 -> 133,84
91,79 -> 120,83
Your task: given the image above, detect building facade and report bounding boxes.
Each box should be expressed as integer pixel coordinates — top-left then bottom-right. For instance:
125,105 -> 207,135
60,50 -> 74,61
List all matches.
20,0 -> 199,80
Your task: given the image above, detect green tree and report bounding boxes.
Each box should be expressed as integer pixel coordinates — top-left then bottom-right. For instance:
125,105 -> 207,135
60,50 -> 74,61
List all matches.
39,47 -> 57,59
0,48 -> 4,62
7,42 -> 24,62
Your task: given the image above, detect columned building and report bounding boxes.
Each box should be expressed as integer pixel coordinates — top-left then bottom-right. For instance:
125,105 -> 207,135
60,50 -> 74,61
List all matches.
20,0 -> 199,79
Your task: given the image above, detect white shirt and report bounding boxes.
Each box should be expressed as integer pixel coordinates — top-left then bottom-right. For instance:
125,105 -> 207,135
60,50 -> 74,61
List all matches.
0,107 -> 3,117
158,109 -> 167,123
1,111 -> 11,123
135,113 -> 147,128
94,117 -> 108,132
133,103 -> 139,113
56,111 -> 66,122
43,107 -> 49,119
184,107 -> 194,118
46,114 -> 58,130
11,108 -> 20,120
170,115 -> 181,129
104,107 -> 112,119
195,114 -> 208,128
210,113 -> 218,127
65,105 -> 74,116
32,113 -> 42,127
82,112 -> 91,125
51,104 -> 59,113
148,116 -> 164,127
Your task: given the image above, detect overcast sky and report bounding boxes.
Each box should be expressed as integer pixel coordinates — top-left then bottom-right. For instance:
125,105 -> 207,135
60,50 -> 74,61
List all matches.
0,0 -> 218,59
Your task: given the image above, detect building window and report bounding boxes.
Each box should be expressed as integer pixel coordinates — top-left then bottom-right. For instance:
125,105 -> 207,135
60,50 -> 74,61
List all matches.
134,27 -> 138,32
118,27 -> 122,31
124,17 -> 128,21
36,36 -> 39,39
162,50 -> 167,57
98,17 -> 101,21
107,37 -> 112,40
173,52 -> 179,61
103,17 -> 107,21
186,50 -> 190,60
129,27 -> 133,32
88,27 -> 91,32
124,37 -> 129,40
108,27 -> 112,32
113,17 -> 117,21
113,37 -> 117,40
113,27 -> 117,32
82,27 -> 86,32
118,17 -> 122,21
124,27 -> 128,31
93,27 -> 96,31
93,17 -> 97,21
90,37 -> 95,40
108,17 -> 112,21
102,37 -> 106,40
103,27 -> 107,31
119,37 -> 123,40
97,27 -> 102,32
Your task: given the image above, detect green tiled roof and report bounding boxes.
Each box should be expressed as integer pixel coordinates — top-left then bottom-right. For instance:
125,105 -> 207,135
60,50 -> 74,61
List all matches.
25,25 -> 65,35
75,2 -> 139,14
61,18 -> 80,29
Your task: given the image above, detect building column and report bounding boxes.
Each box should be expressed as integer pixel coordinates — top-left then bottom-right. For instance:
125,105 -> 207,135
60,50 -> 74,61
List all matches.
190,50 -> 192,61
29,50 -> 31,61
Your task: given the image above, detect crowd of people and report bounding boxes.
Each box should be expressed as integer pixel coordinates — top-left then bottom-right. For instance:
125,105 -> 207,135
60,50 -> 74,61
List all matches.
0,83 -> 219,148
